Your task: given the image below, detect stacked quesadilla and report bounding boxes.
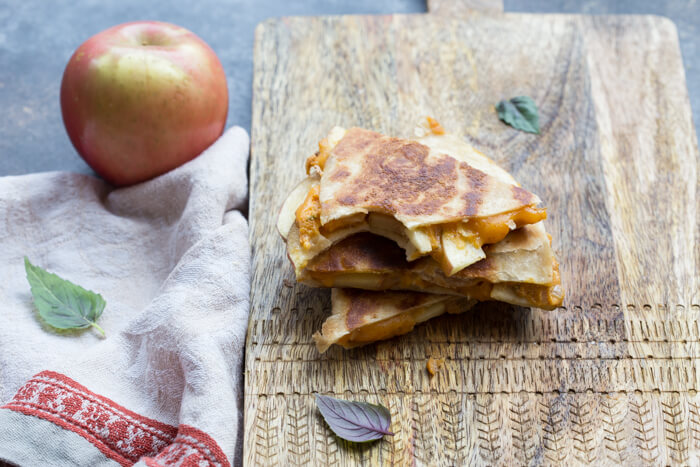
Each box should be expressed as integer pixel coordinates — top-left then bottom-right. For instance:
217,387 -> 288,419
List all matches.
278,119 -> 563,352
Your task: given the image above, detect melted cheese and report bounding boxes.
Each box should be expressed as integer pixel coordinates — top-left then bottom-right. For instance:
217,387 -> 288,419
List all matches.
430,206 -> 547,275
337,302 -> 447,348
427,357 -> 445,376
490,258 -> 563,309
305,127 -> 347,174
465,206 -> 546,246
454,281 -> 494,301
511,258 -> 563,308
426,116 -> 445,135
295,185 -> 321,249
339,313 -> 417,347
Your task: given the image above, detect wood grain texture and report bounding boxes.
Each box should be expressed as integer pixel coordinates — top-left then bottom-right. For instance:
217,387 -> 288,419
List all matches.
246,12 -> 699,466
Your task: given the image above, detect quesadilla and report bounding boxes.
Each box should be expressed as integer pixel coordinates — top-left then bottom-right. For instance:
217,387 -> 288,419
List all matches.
313,288 -> 477,352
279,121 -> 546,276
279,120 -> 564,352
302,222 -> 563,310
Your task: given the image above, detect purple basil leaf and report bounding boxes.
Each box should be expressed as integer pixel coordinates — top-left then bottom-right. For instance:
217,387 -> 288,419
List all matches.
315,394 -> 394,442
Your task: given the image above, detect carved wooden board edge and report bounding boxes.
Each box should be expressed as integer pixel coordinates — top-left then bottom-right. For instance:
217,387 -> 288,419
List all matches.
245,390 -> 700,465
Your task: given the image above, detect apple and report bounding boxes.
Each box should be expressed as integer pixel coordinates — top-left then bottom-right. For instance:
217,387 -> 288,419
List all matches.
60,21 -> 228,186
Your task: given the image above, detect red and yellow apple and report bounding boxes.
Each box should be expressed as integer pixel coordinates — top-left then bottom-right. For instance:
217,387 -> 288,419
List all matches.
60,21 -> 228,186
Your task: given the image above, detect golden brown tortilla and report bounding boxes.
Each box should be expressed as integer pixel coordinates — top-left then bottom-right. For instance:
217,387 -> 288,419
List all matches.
313,288 -> 477,352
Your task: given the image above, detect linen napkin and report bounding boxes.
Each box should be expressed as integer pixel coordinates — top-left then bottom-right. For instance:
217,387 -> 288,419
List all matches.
0,126 -> 250,467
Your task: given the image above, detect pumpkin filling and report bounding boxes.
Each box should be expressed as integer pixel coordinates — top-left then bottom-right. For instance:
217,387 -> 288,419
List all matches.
305,126 -> 347,174
338,312 -> 418,347
295,184 -> 321,250
294,182 -> 545,273
336,302 -> 450,348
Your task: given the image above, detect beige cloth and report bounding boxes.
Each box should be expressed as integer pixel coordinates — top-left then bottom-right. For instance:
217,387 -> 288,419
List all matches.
0,126 -> 250,465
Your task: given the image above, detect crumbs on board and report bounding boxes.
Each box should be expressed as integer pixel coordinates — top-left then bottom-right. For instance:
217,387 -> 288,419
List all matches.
427,357 -> 445,376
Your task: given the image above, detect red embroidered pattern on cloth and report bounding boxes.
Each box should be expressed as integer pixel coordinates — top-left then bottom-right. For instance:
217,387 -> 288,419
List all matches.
1,371 -> 229,467
142,425 -> 230,467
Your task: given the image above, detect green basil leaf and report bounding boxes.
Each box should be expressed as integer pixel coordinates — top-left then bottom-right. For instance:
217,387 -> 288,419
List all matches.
24,257 -> 106,336
496,96 -> 540,134
316,394 -> 393,442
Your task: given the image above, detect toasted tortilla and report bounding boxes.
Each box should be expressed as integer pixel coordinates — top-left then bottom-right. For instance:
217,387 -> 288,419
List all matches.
302,223 -> 563,310
320,127 -> 539,227
312,288 -> 477,352
283,122 -> 546,275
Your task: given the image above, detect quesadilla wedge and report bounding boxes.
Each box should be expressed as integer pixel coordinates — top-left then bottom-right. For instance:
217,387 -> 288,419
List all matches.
301,222 -> 563,310
279,120 -> 546,276
313,288 -> 477,352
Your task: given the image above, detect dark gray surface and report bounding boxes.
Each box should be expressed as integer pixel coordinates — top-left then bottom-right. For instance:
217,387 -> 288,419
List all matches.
0,1 -> 698,177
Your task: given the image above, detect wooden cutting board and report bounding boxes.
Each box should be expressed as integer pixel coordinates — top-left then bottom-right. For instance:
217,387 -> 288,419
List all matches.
245,3 -> 699,465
